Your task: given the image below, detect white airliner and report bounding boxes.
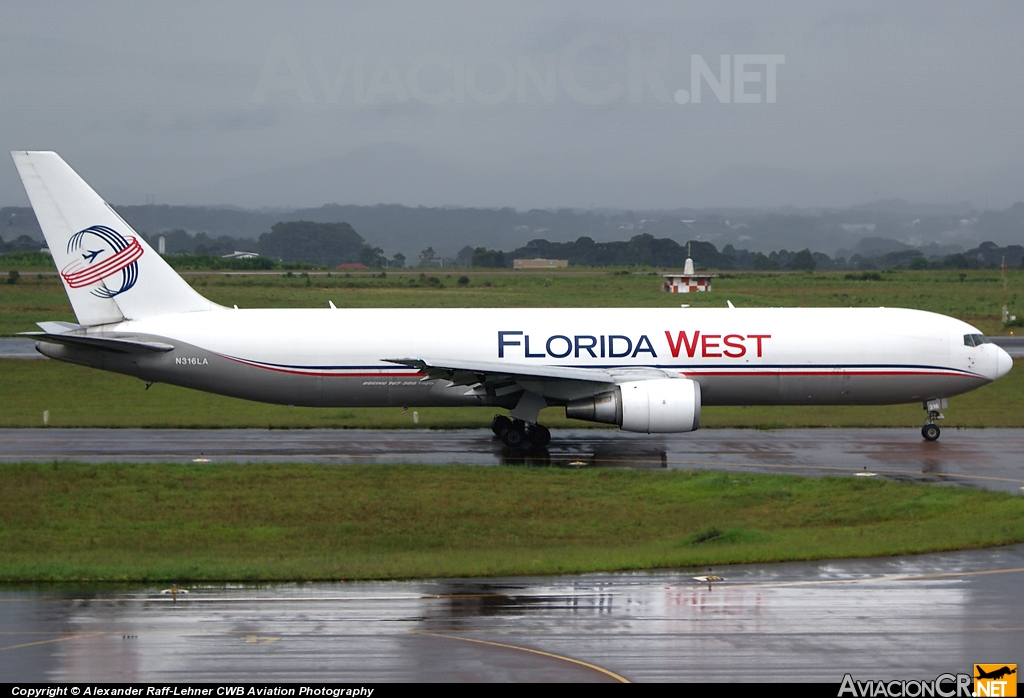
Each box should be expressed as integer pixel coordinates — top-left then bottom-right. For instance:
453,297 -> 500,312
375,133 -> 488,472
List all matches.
11,151 -> 1013,447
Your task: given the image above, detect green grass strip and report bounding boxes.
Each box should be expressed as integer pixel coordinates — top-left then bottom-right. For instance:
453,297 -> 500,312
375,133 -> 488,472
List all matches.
2,463 -> 1022,582
2,268 -> 1022,337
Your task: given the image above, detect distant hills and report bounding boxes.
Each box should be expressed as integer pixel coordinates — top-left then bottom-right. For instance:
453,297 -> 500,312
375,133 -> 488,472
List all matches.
3,200 -> 1022,265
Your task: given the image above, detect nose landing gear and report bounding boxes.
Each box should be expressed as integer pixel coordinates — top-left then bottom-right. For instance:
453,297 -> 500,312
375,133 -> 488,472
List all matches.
921,398 -> 947,441
921,423 -> 940,442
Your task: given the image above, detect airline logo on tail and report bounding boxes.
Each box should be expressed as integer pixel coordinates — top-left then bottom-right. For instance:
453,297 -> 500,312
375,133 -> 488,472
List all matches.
60,225 -> 143,298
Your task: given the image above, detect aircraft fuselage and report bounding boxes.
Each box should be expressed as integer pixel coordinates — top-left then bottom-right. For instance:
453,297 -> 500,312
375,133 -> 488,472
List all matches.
36,306 -> 1009,409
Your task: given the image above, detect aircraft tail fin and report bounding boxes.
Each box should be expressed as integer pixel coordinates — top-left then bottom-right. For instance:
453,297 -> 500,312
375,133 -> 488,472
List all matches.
11,151 -> 220,326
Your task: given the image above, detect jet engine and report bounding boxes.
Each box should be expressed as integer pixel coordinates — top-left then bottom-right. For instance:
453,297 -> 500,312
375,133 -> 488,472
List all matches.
565,378 -> 701,433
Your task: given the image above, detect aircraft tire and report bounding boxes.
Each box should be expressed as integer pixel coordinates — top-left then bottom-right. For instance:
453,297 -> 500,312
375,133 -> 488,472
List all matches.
502,422 -> 527,448
491,415 -> 513,437
921,424 -> 940,441
528,424 -> 551,447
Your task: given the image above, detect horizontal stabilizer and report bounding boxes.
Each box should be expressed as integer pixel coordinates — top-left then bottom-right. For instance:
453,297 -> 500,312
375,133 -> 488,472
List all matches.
35,321 -> 86,334
20,331 -> 174,353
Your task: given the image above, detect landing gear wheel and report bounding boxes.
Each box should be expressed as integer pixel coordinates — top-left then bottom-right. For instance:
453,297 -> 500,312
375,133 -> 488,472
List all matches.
921,400 -> 945,443
491,415 -> 512,438
527,424 -> 551,448
502,421 -> 527,448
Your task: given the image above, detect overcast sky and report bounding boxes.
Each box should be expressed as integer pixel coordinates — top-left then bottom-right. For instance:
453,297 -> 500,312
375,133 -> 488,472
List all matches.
2,1 -> 1022,210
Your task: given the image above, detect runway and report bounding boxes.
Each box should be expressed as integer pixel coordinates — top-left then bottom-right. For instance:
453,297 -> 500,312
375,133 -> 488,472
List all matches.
3,545 -> 1023,682
2,427 -> 1023,492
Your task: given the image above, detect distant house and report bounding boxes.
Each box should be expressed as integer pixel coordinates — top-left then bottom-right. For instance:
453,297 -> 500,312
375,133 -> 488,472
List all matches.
221,251 -> 260,259
514,258 -> 568,270
337,263 -> 369,270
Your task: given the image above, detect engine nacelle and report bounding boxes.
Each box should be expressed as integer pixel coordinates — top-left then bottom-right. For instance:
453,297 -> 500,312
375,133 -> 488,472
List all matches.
565,378 -> 701,433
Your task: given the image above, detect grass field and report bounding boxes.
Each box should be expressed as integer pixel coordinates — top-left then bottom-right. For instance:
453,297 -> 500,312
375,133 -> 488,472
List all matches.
2,463 -> 1023,582
1,267 -> 1021,336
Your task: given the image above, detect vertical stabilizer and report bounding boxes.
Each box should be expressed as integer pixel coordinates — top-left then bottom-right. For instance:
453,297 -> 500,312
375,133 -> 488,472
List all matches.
11,151 -> 220,326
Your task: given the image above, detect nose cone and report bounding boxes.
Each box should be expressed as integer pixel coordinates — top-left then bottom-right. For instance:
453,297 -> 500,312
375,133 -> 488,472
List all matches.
995,345 -> 1013,380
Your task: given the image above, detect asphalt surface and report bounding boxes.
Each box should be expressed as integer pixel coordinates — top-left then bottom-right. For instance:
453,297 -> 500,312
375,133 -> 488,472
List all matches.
0,338 -> 44,358
2,545 -> 1022,682
2,427 -> 1023,493
992,335 -> 1024,356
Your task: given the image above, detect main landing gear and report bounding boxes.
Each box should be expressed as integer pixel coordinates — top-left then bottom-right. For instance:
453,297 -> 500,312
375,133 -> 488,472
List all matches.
491,415 -> 551,449
921,398 -> 947,442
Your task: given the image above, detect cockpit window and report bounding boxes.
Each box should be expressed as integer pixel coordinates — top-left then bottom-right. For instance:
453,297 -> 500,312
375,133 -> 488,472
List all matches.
964,334 -> 990,347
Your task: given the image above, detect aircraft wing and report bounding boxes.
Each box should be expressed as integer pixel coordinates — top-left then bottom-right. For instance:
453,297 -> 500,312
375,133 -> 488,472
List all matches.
384,357 -> 679,402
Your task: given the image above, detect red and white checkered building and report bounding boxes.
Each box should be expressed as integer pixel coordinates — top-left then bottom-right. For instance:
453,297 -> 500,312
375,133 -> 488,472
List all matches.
663,273 -> 715,293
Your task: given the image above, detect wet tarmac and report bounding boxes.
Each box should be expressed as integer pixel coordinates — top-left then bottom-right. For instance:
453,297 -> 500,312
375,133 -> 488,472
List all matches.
2,544 -> 1023,682
0,338 -> 44,358
2,427 -> 1023,493
994,335 -> 1024,356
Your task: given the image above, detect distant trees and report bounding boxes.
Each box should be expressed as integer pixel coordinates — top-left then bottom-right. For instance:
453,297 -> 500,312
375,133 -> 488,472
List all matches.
0,234 -> 43,254
507,234 -> 733,269
0,235 -> 53,270
496,235 -> 1024,271
942,253 -> 970,269
9,198 -> 1024,274
257,221 -> 364,267
786,249 -> 816,271
471,247 -> 507,268
359,246 -> 387,268
155,229 -> 193,254
165,255 -> 279,271
751,253 -> 780,270
146,221 -> 367,267
960,241 -> 1024,268
146,229 -> 246,257
417,247 -> 437,268
14,207 -> 1018,273
193,233 -> 241,257
456,245 -> 475,268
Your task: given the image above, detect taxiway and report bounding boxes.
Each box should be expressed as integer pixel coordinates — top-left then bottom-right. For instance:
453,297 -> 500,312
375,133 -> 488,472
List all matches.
3,545 -> 1022,682
1,427 -> 1022,492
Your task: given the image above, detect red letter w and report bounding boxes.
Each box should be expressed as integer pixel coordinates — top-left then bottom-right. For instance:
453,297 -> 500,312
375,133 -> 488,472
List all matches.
665,330 -> 700,358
